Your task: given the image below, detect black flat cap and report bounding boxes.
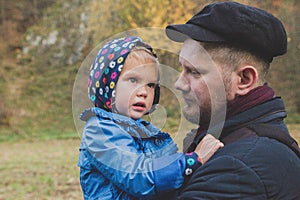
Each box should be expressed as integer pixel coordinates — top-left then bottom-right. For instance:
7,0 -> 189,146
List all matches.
166,1 -> 287,62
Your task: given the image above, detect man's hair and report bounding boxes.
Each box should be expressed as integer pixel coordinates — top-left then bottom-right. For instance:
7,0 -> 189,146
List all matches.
202,43 -> 270,85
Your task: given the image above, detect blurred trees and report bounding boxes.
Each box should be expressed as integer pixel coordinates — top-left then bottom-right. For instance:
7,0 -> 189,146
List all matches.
87,0 -> 199,42
87,0 -> 300,116
246,0 -> 300,115
0,0 -> 299,136
0,0 -> 54,51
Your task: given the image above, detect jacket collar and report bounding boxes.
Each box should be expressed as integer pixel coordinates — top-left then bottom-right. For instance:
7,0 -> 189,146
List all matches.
186,97 -> 289,153
80,107 -> 162,138
80,107 -> 149,125
219,97 -> 286,140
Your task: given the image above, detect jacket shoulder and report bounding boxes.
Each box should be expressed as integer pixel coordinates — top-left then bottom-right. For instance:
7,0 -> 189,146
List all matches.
180,153 -> 267,199
180,137 -> 300,199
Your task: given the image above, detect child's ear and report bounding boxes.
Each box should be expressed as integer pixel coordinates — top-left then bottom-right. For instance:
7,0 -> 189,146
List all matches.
236,66 -> 258,96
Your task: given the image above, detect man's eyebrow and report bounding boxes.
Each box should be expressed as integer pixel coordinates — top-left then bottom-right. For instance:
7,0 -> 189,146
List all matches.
180,59 -> 196,69
179,55 -> 187,65
179,57 -> 189,66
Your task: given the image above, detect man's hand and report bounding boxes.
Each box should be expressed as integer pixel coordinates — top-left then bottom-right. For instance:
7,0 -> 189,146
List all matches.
194,134 -> 224,164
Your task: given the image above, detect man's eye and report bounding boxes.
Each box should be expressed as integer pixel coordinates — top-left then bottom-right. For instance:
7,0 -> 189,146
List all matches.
191,70 -> 200,75
147,83 -> 156,88
187,68 -> 200,75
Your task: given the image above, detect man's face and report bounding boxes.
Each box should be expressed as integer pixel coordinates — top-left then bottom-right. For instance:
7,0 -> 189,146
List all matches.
175,39 -> 228,127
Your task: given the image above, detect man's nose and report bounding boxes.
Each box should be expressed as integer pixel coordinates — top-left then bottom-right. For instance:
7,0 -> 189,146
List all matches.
175,72 -> 189,91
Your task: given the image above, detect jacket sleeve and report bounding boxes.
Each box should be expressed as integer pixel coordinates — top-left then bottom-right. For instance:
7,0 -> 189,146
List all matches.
82,116 -> 186,198
178,155 -> 267,199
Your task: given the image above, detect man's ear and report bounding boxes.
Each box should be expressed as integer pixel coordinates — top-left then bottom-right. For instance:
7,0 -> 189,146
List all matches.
236,66 -> 258,96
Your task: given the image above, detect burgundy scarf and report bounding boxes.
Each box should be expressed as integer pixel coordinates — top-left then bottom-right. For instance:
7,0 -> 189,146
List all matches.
226,84 -> 275,118
186,84 -> 275,152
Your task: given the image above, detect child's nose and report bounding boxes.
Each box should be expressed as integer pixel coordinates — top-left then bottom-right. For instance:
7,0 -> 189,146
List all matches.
136,85 -> 148,97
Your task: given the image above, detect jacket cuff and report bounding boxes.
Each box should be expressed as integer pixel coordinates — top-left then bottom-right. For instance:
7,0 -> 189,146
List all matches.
153,153 -> 185,193
184,152 -> 202,176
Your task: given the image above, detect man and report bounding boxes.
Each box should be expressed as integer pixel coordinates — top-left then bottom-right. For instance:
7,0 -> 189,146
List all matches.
166,1 -> 300,199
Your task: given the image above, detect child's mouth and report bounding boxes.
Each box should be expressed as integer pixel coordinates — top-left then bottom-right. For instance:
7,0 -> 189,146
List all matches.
133,102 -> 146,111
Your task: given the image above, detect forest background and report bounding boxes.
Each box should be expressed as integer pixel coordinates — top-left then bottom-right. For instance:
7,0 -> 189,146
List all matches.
0,0 -> 299,199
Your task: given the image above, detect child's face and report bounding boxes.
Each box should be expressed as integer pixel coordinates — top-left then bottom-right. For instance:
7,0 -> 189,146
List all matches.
114,59 -> 158,120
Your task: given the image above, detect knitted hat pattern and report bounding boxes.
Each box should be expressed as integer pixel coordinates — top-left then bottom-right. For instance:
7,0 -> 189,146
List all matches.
88,36 -> 156,111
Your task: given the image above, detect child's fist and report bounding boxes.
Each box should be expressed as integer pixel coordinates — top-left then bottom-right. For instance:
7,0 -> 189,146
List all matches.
194,134 -> 224,164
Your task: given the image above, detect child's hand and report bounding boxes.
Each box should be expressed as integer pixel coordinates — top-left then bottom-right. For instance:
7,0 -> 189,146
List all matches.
194,134 -> 224,164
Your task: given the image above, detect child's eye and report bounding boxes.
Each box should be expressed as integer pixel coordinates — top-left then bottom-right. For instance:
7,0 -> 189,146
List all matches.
128,78 -> 137,83
147,83 -> 156,88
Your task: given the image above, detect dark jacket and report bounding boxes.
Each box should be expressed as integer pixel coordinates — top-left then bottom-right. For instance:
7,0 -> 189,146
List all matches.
179,97 -> 300,199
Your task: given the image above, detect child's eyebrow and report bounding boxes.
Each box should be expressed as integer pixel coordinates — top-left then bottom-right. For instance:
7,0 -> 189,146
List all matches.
122,71 -> 141,78
122,71 -> 159,82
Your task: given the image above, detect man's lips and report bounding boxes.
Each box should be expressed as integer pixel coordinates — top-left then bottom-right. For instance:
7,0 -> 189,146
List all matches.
183,97 -> 194,104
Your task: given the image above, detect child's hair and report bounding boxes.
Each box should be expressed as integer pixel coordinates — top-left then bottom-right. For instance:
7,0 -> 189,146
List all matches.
124,46 -> 158,68
88,36 -> 159,112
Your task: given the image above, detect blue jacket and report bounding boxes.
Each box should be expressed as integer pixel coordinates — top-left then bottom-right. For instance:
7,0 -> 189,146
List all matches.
179,97 -> 300,199
78,108 -> 187,200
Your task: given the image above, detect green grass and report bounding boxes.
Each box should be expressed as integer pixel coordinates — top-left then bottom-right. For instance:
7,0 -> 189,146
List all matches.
0,124 -> 299,200
285,113 -> 300,124
0,127 -> 79,143
0,139 -> 82,200
288,124 -> 300,144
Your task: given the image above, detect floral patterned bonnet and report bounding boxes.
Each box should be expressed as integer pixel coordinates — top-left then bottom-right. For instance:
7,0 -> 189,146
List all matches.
88,36 -> 159,112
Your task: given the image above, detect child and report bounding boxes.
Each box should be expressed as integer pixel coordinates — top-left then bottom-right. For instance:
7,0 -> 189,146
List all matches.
78,36 -> 223,200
